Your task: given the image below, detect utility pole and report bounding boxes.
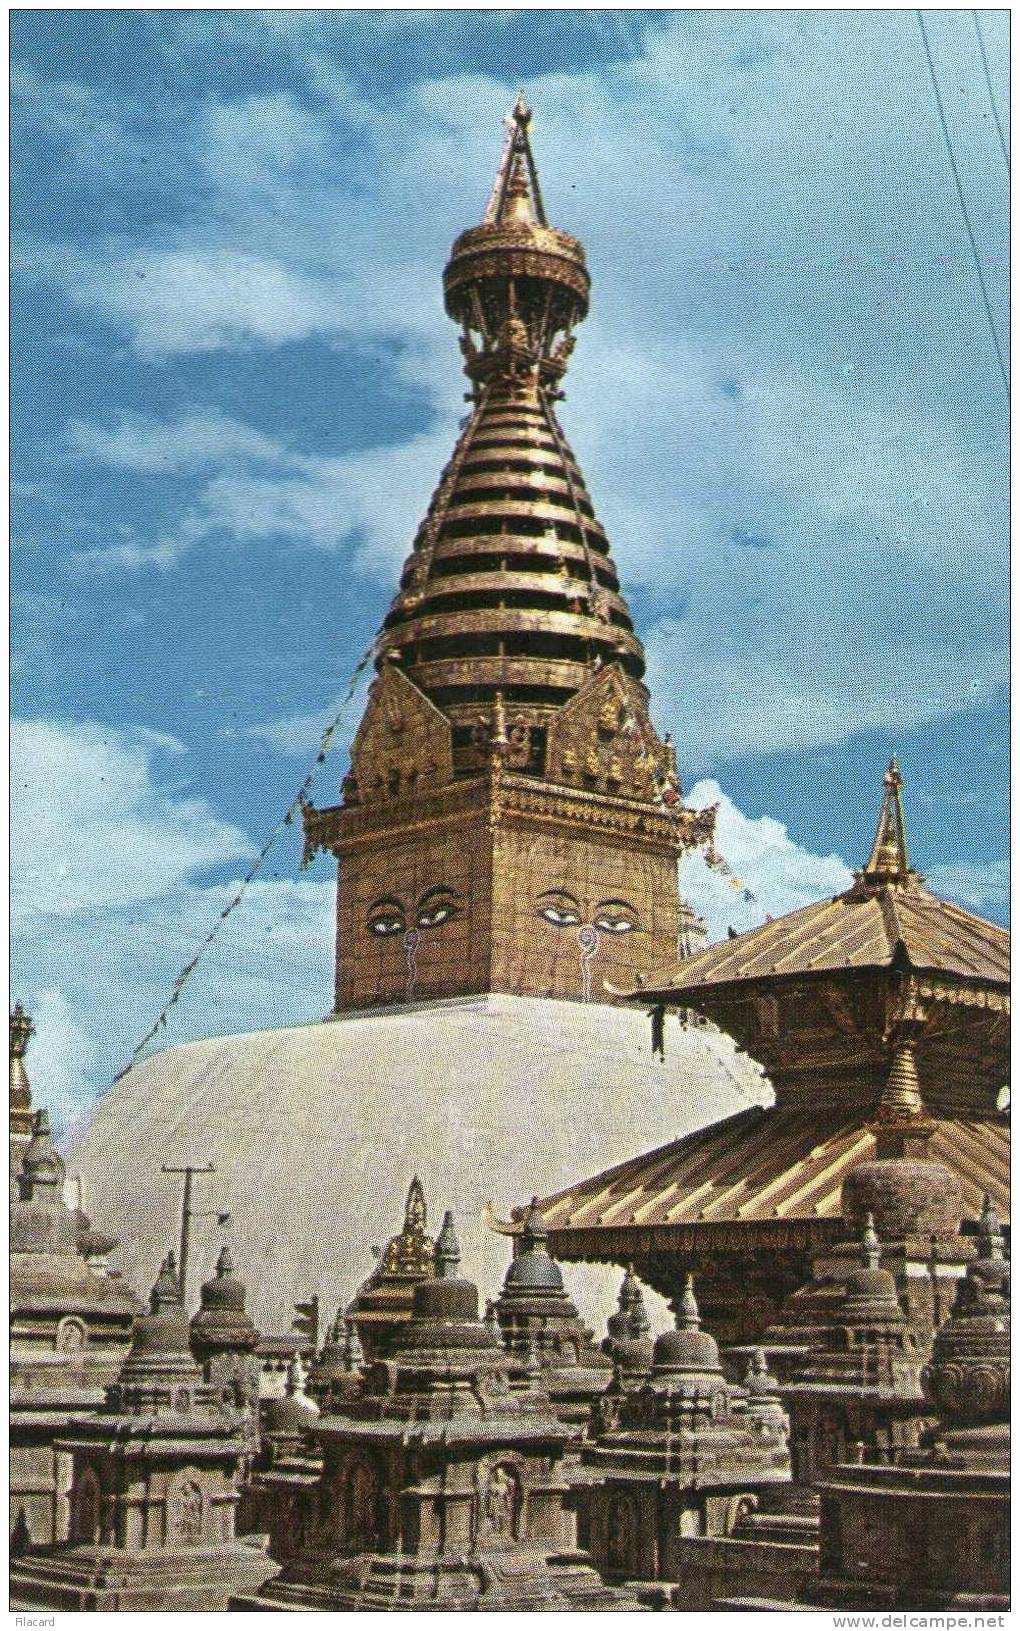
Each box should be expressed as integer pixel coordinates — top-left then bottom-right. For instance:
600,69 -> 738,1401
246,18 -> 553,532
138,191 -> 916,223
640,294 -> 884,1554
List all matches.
161,1163 -> 220,1308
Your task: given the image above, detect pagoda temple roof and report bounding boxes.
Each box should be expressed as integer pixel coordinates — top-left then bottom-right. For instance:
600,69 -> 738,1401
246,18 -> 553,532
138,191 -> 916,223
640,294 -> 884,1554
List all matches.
633,761 -> 1008,1002
637,882 -> 1008,998
541,1101 -> 1010,1257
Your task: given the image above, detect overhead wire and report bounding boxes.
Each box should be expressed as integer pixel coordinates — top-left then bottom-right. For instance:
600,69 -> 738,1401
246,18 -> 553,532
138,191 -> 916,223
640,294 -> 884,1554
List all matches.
971,10 -> 1010,177
916,9 -> 1009,401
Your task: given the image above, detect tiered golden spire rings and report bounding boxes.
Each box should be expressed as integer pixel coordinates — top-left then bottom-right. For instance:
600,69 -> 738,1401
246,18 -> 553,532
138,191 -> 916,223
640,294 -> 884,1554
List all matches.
444,98 -> 589,396
860,756 -> 920,889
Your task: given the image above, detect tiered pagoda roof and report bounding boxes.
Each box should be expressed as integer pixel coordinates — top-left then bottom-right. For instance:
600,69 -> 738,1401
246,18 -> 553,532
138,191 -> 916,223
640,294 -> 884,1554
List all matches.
539,763 -> 1009,1317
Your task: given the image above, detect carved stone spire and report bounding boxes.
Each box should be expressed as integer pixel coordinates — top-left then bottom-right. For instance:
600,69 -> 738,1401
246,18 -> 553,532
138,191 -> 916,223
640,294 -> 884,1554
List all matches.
9,1000 -> 35,1139
434,1209 -> 461,1279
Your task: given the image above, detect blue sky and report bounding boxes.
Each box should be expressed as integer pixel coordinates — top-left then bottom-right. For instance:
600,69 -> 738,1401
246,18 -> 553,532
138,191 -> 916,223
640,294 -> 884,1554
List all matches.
11,10 -> 1009,1126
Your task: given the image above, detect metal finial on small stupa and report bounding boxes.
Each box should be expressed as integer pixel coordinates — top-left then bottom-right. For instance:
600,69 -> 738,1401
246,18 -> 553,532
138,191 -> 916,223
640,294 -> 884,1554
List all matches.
341,1317 -> 363,1371
215,1244 -> 235,1277
151,1251 -> 182,1312
483,1299 -> 500,1339
677,1273 -> 701,1330
860,1211 -> 881,1270
978,1193 -> 1005,1260
520,1196 -> 549,1247
435,1210 -> 461,1279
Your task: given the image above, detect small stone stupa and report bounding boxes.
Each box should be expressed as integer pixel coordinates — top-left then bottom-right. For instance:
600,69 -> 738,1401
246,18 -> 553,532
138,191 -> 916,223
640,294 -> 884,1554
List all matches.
574,1275 -> 791,1592
490,1197 -> 611,1424
234,1210 -> 640,1610
811,1196 -> 1010,1608
9,1004 -> 140,1548
10,1255 -> 275,1612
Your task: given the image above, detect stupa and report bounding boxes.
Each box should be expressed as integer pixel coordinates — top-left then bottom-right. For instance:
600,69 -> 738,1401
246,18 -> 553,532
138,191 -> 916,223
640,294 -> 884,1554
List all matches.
234,1212 -> 640,1610
9,1005 -> 140,1548
10,1255 -> 275,1611
65,99 -> 763,1335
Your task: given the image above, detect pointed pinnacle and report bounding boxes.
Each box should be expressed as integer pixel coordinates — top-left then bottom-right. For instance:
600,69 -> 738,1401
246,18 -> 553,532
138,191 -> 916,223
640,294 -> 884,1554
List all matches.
677,1273 -> 701,1330
860,1211 -> 881,1270
978,1193 -> 1004,1260
435,1210 -> 461,1278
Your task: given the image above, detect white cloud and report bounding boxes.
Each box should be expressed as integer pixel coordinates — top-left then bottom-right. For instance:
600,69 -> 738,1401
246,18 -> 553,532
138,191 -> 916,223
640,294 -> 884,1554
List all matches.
12,717 -> 337,1136
12,718 -> 254,915
65,408 -> 286,473
681,777 -> 854,941
15,13 -> 1008,758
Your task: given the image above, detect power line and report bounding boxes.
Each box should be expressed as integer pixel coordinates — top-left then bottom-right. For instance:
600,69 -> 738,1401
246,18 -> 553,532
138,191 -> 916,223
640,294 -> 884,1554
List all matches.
971,10 -> 1010,178
916,9 -> 1009,402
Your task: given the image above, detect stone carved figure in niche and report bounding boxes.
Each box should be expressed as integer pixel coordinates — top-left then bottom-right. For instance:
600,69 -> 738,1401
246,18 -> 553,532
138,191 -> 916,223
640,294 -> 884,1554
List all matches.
74,1467 -> 101,1544
534,889 -> 641,1002
56,1315 -> 87,1353
366,885 -> 463,1002
606,1492 -> 637,1575
482,1463 -> 520,1543
172,1476 -> 203,1545
344,1456 -> 381,1551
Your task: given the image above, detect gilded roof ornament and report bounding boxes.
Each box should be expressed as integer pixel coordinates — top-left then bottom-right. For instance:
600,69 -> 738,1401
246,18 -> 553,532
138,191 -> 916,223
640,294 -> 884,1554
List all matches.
859,756 -> 920,891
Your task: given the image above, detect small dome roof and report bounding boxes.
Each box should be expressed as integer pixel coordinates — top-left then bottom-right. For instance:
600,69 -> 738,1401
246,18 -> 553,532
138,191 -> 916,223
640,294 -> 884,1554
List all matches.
199,1245 -> 247,1312
652,1276 -> 722,1375
503,1199 -> 564,1293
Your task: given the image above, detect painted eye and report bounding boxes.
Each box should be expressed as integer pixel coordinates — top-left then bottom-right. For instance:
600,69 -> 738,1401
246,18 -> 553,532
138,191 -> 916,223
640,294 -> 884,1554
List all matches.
368,914 -> 405,936
417,903 -> 458,929
539,906 -> 582,927
593,915 -> 638,934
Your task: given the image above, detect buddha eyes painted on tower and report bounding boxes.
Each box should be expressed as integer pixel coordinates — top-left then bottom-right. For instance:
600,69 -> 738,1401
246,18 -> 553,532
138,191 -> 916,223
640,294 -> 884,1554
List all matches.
366,886 -> 463,1002
534,889 -> 642,1001
367,886 -> 463,938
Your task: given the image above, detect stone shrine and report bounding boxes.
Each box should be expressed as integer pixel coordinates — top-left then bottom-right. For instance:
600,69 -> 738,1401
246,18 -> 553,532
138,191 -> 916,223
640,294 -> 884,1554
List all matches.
234,1212 -> 640,1610
9,1254 -> 274,1611
573,1275 -> 791,1601
9,1005 -> 140,1549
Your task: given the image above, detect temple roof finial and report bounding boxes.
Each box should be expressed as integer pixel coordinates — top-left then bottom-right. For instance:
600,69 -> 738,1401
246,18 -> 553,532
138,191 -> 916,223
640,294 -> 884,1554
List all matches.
404,1175 -> 427,1233
861,756 -> 916,888
484,94 -> 547,227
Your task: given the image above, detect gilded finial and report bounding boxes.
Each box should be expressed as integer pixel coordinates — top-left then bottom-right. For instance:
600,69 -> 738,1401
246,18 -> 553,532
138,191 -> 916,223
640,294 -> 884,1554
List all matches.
877,1035 -> 926,1121
861,756 -> 917,888
404,1175 -> 427,1233
10,1001 -> 34,1131
10,1001 -> 34,1059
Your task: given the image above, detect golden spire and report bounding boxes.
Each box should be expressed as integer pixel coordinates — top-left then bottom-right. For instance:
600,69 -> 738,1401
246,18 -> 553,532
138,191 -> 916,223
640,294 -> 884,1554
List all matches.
860,757 -> 918,888
483,94 -> 546,226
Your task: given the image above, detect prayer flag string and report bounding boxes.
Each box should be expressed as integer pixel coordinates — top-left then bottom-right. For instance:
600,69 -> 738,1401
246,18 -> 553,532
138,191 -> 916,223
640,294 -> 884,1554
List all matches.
113,644 -> 375,1081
